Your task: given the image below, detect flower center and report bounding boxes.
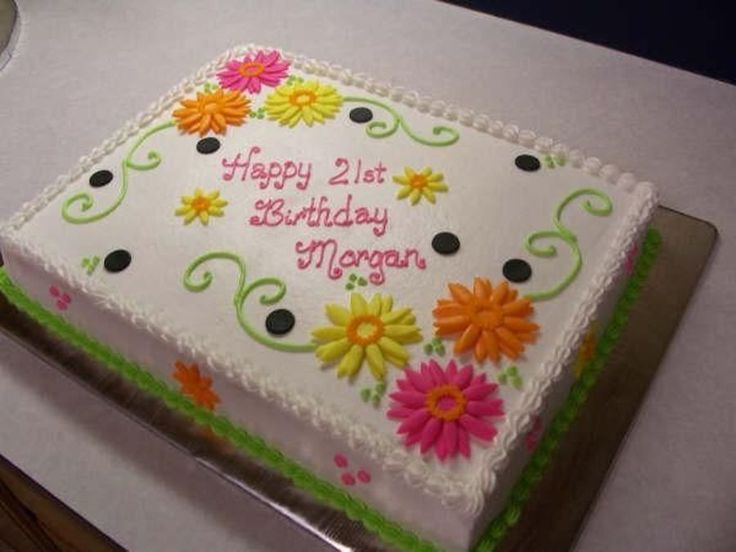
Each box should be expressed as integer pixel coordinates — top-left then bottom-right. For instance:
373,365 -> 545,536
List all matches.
346,315 -> 384,346
191,197 -> 211,212
238,61 -> 265,77
471,303 -> 504,330
202,98 -> 223,114
289,89 -> 317,107
425,384 -> 467,422
409,174 -> 428,189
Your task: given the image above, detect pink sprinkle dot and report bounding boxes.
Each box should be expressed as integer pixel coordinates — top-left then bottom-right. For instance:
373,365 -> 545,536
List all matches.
333,453 -> 348,468
56,300 -> 67,311
357,469 -> 371,483
341,472 -> 355,486
49,286 -> 60,297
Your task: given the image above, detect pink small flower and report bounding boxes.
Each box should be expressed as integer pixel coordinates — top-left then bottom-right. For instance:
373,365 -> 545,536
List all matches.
217,50 -> 289,94
356,469 -> 371,483
387,359 -> 504,461
341,472 -> 356,486
49,285 -> 71,311
333,453 -> 348,468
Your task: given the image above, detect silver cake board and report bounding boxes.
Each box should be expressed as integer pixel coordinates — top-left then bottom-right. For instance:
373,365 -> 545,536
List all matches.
0,206 -> 717,552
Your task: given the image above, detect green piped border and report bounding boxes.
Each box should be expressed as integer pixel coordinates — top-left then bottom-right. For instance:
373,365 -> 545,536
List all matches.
0,227 -> 660,552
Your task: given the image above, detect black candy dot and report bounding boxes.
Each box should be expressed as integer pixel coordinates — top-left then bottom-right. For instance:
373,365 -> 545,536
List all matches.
432,232 -> 460,255
265,309 -> 295,336
196,137 -> 221,154
503,258 -> 532,283
104,249 -> 132,273
89,170 -> 113,188
349,107 -> 373,124
514,154 -> 541,172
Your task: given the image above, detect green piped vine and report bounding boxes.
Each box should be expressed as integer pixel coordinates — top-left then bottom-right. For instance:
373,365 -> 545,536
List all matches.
343,96 -> 459,147
61,120 -> 175,224
0,227 -> 660,552
183,251 -> 315,353
523,188 -> 613,302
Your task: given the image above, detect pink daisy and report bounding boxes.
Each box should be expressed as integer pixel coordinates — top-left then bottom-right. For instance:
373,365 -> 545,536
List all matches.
216,50 -> 290,94
387,360 -> 504,461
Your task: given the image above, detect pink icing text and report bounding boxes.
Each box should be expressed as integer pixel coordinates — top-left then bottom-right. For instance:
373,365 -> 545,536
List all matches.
221,146 -> 312,190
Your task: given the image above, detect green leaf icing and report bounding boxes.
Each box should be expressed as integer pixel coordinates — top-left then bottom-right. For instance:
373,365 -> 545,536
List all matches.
62,120 -> 175,224
523,188 -> 613,302
183,251 -> 315,353
343,96 -> 459,147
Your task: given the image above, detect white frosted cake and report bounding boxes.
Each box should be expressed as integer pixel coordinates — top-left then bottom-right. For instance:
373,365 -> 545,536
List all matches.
0,45 -> 659,552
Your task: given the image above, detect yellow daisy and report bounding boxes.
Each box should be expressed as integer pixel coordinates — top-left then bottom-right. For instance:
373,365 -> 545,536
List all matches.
264,79 -> 342,127
312,293 -> 422,381
175,188 -> 228,226
392,167 -> 449,205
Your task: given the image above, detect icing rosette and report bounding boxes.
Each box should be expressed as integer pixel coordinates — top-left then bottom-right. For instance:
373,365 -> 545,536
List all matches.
216,50 -> 290,94
387,359 -> 504,460
312,293 -> 421,381
433,278 -> 539,363
173,88 -> 250,136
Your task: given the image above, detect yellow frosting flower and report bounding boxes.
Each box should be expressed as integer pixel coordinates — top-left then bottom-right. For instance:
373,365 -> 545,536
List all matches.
392,167 -> 448,205
312,293 -> 422,381
175,188 -> 228,225
264,79 -> 342,127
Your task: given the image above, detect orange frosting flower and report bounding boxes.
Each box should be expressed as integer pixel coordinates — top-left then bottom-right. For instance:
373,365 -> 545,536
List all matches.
173,89 -> 250,136
173,361 -> 220,410
433,278 -> 539,363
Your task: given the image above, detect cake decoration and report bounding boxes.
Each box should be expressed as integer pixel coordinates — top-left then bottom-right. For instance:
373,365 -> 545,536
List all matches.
48,285 -> 71,311
333,453 -> 372,486
173,89 -> 250,136
502,259 -> 532,283
543,153 -> 566,169
265,308 -> 296,336
344,273 -> 368,291
265,79 -> 343,127
196,137 -> 221,154
524,416 -> 543,452
88,169 -> 113,188
173,361 -> 220,411
573,324 -> 598,378
103,249 -> 132,273
81,255 -> 100,275
431,232 -> 460,256
387,360 -> 504,460
392,166 -> 448,205
496,365 -> 523,390
174,188 -> 229,226
433,278 -> 539,363
183,251 -> 315,352
523,188 -> 613,302
348,107 -> 373,124
514,154 -> 541,172
216,50 -> 290,94
360,380 -> 387,407
342,96 -> 460,146
625,243 -> 640,275
62,120 -> 175,224
423,337 -> 447,357
312,292 -> 421,381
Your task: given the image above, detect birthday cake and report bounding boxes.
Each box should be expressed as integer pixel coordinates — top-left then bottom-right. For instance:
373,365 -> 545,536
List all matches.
0,45 -> 659,551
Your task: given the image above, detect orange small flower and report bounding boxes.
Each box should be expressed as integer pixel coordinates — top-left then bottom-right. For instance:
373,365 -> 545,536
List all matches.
433,278 -> 539,363
173,361 -> 220,410
173,89 -> 250,136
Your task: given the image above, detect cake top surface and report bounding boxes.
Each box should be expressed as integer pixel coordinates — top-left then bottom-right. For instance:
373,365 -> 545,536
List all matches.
0,45 -> 657,513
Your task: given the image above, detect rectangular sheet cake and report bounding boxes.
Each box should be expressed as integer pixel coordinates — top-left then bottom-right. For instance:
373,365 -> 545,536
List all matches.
0,45 -> 659,552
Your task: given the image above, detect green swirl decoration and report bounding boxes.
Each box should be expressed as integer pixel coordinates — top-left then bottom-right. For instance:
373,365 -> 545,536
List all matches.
183,251 -> 315,353
523,188 -> 613,302
343,96 -> 459,147
61,120 -> 175,224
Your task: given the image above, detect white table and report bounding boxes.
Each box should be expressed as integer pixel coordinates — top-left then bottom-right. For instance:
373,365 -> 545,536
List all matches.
1,1 -> 735,550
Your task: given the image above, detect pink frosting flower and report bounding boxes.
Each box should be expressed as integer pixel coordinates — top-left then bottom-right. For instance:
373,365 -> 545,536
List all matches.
387,360 -> 504,461
216,50 -> 290,94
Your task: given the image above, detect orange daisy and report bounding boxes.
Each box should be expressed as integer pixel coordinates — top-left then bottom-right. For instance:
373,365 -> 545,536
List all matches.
433,278 -> 539,363
173,361 -> 220,410
173,89 -> 250,136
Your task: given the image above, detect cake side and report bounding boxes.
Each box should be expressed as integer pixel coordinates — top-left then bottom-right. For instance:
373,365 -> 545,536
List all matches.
0,44 -> 658,551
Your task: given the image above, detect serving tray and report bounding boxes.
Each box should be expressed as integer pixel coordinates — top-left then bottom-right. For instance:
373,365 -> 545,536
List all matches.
0,206 -> 717,552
